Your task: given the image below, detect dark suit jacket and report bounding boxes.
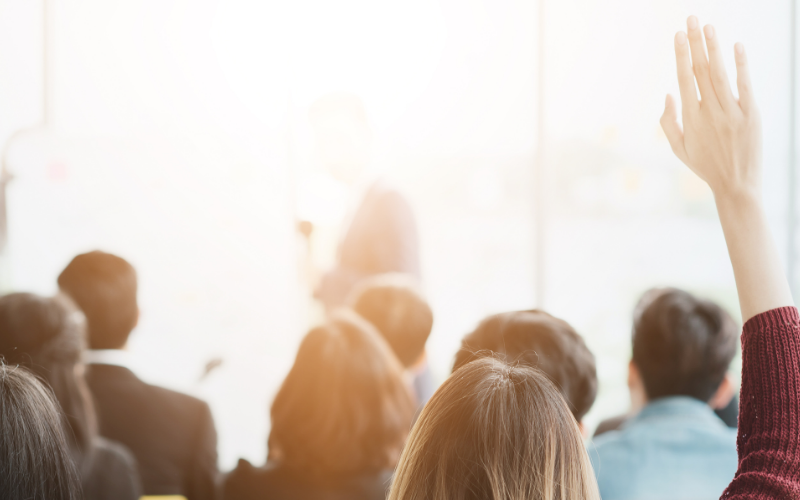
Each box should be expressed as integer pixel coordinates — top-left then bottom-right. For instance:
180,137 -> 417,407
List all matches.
317,181 -> 421,308
85,363 -> 219,500
222,460 -> 392,500
83,437 -> 142,500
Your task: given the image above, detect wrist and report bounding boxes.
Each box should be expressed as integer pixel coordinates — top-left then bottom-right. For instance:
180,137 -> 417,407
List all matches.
713,187 -> 764,220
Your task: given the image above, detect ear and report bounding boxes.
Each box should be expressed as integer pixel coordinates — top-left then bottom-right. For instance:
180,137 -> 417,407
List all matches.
628,361 -> 648,411
578,420 -> 589,439
709,374 -> 736,409
627,360 -> 638,388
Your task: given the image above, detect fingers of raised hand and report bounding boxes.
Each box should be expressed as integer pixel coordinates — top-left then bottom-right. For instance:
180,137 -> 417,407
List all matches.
660,94 -> 689,164
675,31 -> 699,113
734,43 -> 755,114
687,16 -> 716,105
703,24 -> 735,110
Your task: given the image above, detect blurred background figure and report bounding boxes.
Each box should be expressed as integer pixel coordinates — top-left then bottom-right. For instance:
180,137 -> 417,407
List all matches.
310,92 -> 421,310
589,288 -> 739,500
58,251 -> 219,500
223,312 -> 415,500
0,293 -> 141,500
347,273 -> 435,411
0,364 -> 81,500
452,309 -> 598,432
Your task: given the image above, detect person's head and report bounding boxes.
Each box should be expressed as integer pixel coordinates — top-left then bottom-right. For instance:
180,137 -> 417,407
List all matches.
268,311 -> 415,477
389,358 -> 600,500
452,310 -> 597,422
57,251 -> 138,350
0,293 -> 96,458
0,364 -> 81,500
631,288 -> 738,404
309,91 -> 372,184
347,273 -> 433,369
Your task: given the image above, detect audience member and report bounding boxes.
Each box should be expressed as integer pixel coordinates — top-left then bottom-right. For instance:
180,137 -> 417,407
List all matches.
311,92 -> 421,309
223,311 -> 415,500
593,289 -> 739,440
0,293 -> 141,500
58,251 -> 219,500
452,309 -> 597,427
0,364 -> 81,500
589,288 -> 739,499
389,357 -> 600,500
347,273 -> 435,408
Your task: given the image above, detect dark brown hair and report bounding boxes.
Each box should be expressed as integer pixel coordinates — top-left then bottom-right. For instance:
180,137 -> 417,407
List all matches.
0,364 -> 81,500
268,311 -> 415,477
58,251 -> 138,350
0,293 -> 97,466
348,274 -> 433,368
389,358 -> 600,500
452,310 -> 597,421
632,288 -> 737,402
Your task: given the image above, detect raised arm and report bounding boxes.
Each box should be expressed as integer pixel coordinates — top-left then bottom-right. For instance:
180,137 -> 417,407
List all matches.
660,16 -> 792,321
661,16 -> 800,499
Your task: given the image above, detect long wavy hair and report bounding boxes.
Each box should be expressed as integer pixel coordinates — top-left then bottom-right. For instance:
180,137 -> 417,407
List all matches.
389,357 -> 600,500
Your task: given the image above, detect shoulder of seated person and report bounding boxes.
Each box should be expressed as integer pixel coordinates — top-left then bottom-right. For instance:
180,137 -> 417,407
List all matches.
138,380 -> 211,412
88,437 -> 139,473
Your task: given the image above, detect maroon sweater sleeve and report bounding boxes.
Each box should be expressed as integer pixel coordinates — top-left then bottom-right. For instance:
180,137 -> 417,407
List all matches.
721,307 -> 800,499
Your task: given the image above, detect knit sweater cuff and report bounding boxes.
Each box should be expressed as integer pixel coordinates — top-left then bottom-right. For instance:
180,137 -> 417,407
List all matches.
742,306 -> 799,337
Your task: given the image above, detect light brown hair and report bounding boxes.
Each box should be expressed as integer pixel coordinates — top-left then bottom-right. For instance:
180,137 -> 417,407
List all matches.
389,357 -> 600,500
268,311 -> 415,477
348,274 -> 433,368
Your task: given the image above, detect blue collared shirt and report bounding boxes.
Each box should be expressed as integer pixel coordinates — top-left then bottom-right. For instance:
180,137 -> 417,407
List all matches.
589,396 -> 738,500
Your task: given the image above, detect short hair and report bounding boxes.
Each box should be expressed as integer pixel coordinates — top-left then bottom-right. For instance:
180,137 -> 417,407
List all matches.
632,288 -> 738,402
0,293 -> 97,459
388,358 -> 600,500
308,91 -> 369,128
268,311 -> 415,476
57,251 -> 138,349
0,364 -> 81,500
452,310 -> 597,421
347,274 -> 433,368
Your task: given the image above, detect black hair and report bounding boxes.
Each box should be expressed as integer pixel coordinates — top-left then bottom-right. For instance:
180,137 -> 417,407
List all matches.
0,363 -> 81,500
453,310 -> 597,421
58,251 -> 138,349
632,288 -> 737,402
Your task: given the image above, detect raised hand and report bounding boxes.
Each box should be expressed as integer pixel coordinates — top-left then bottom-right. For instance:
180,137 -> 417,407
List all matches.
661,16 -> 792,321
660,16 -> 762,200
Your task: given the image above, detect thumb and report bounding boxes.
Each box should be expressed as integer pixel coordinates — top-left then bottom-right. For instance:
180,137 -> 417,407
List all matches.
660,94 -> 689,164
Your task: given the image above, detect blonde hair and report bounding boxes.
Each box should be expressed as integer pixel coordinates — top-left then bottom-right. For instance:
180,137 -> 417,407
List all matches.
388,357 -> 600,500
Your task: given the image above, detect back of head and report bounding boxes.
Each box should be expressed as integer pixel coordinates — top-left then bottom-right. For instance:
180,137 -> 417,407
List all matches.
269,311 -> 415,477
632,288 -> 737,402
453,310 -> 597,421
57,251 -> 138,350
0,292 -> 96,456
389,358 -> 600,500
0,364 -> 81,500
348,274 -> 433,368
